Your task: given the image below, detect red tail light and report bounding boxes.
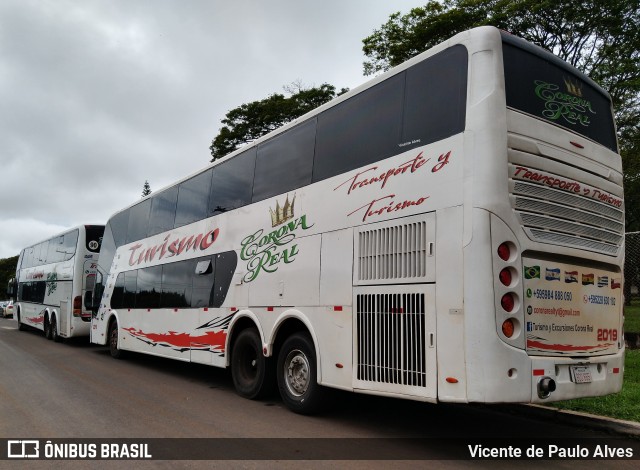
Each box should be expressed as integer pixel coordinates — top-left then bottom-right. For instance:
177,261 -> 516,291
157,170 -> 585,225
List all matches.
502,319 -> 515,338
73,295 -> 82,316
499,268 -> 512,286
497,242 -> 510,261
501,293 -> 515,312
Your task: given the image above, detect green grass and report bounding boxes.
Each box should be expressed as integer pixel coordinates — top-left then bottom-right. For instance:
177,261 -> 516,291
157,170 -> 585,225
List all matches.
625,298 -> 640,333
552,349 -> 640,422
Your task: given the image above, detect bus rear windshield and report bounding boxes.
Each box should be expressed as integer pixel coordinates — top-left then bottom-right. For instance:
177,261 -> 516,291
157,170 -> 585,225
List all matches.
502,41 -> 617,152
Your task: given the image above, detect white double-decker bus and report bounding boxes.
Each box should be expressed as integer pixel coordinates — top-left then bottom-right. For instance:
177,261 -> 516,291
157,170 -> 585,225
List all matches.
13,225 -> 104,341
89,26 -> 624,413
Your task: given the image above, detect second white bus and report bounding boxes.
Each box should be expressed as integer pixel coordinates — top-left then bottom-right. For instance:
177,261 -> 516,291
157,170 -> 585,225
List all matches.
13,225 -> 104,341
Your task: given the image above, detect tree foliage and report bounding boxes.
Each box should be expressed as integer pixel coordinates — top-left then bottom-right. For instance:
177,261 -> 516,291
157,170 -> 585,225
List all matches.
363,0 -> 640,229
0,255 -> 18,300
141,180 -> 152,197
210,83 -> 348,162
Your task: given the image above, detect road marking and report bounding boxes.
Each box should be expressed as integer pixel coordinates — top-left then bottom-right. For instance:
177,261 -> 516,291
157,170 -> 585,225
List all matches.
1,327 -> 17,330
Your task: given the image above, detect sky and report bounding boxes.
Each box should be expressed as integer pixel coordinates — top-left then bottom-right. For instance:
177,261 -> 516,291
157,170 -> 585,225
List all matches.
0,0 -> 423,259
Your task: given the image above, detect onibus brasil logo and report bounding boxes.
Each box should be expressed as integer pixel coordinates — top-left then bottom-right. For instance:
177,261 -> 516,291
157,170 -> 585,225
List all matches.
240,195 -> 313,283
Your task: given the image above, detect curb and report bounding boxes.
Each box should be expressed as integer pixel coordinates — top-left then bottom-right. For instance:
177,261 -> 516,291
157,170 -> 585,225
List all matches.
500,404 -> 640,438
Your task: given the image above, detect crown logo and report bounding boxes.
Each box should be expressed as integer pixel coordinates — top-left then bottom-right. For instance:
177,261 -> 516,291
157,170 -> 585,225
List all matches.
563,77 -> 583,97
270,194 -> 296,227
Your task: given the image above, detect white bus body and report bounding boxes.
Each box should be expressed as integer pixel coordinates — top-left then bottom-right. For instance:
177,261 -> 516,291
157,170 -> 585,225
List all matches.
15,225 -> 104,340
91,27 -> 623,413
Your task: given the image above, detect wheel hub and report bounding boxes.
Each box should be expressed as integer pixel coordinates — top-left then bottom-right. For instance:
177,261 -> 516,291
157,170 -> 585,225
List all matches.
285,350 -> 310,396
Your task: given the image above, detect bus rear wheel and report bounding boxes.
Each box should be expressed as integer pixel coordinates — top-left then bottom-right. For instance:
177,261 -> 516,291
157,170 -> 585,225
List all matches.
44,315 -> 52,339
50,315 -> 61,343
277,332 -> 326,415
231,328 -> 273,399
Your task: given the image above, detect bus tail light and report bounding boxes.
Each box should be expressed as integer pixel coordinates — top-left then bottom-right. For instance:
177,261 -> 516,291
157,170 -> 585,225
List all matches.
502,319 -> 515,338
73,295 -> 82,316
499,268 -> 512,286
501,293 -> 515,312
497,242 -> 511,261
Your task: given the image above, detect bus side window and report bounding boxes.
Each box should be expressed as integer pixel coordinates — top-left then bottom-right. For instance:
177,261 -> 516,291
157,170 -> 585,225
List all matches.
313,73 -> 404,182
253,119 -> 315,203
175,169 -> 213,228
212,251 -> 238,307
161,260 -> 194,309
127,200 -> 152,244
148,186 -> 178,237
209,149 -> 256,217
192,257 -> 216,308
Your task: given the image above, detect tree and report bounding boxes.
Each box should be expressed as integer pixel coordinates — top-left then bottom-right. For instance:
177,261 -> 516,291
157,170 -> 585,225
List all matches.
142,180 -> 152,197
363,0 -> 640,229
210,83 -> 348,162
0,255 -> 18,299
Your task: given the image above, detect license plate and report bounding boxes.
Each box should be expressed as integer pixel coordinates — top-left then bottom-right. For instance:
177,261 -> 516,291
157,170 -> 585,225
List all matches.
570,365 -> 592,384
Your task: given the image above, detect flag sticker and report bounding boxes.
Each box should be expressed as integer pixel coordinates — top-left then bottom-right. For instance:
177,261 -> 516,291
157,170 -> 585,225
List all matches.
582,273 -> 594,285
525,266 -> 540,279
564,271 -> 578,283
597,276 -> 609,288
545,268 -> 561,281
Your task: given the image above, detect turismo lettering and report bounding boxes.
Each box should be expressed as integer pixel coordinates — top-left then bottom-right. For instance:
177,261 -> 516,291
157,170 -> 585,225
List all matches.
347,195 -> 429,223
128,228 -> 219,267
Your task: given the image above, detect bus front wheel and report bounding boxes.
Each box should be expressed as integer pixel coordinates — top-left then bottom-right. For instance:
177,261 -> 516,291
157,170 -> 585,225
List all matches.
277,332 -> 326,414
108,320 -> 125,359
231,328 -> 273,399
17,312 -> 25,331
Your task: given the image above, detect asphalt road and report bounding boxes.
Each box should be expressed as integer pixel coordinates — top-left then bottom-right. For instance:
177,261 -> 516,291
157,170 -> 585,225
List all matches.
0,316 -> 638,469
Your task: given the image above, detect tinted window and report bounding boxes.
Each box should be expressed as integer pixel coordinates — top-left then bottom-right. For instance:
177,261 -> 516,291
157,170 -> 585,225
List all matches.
502,41 -> 617,151
136,265 -> 162,309
402,45 -> 468,148
212,251 -> 237,307
175,169 -> 213,228
148,187 -> 178,236
107,251 -> 237,310
18,281 -> 46,303
123,271 -> 138,308
192,256 -> 215,308
162,260 -> 194,308
98,224 -> 116,274
110,209 -> 130,248
127,200 -> 151,243
253,120 -> 315,202
313,73 -> 404,182
111,273 -> 125,309
209,149 -> 256,216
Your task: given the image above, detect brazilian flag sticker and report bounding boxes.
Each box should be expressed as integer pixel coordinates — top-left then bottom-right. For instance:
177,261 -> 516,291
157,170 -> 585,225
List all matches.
524,265 -> 540,279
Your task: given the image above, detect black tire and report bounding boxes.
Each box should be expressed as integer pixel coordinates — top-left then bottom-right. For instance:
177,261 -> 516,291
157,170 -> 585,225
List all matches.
277,332 -> 327,415
231,328 -> 274,399
50,315 -> 61,343
17,312 -> 26,331
108,320 -> 125,359
44,315 -> 52,340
